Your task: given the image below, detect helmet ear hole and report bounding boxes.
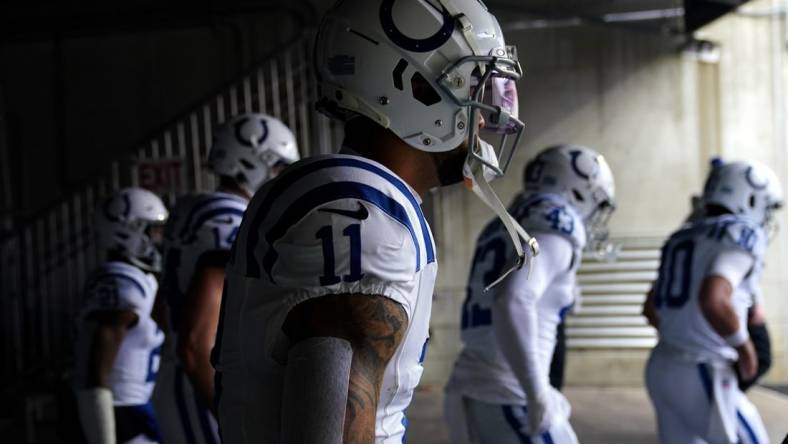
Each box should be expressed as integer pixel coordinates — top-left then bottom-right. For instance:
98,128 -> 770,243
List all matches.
572,189 -> 585,202
411,72 -> 441,106
239,159 -> 255,170
750,194 -> 756,208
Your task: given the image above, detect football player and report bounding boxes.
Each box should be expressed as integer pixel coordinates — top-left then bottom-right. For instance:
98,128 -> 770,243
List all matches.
154,113 -> 299,444
445,145 -> 616,444
643,159 -> 782,443
73,187 -> 169,444
211,0 -> 535,442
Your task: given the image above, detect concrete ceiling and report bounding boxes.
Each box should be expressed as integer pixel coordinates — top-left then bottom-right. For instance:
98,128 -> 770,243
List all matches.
483,0 -> 749,34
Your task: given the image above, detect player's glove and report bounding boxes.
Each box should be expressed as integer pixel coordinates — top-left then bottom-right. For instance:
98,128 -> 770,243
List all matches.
526,386 -> 571,436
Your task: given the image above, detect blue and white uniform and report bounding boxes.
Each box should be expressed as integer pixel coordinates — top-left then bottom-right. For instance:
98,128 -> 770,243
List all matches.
74,261 -> 164,444
153,191 -> 248,444
445,193 -> 584,444
646,215 -> 769,444
212,154 -> 437,444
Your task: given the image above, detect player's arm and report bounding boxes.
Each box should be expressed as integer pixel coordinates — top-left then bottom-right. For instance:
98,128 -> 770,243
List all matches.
642,283 -> 659,329
492,233 -> 572,433
175,251 -> 228,412
282,293 -> 408,444
699,249 -> 757,379
739,304 -> 771,390
76,309 -> 138,444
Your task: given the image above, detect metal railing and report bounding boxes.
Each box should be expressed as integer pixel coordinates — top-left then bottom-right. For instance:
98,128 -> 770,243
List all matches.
0,33 -> 344,383
568,236 -> 663,349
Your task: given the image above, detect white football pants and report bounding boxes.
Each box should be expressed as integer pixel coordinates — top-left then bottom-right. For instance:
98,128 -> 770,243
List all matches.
444,392 -> 578,444
646,346 -> 769,444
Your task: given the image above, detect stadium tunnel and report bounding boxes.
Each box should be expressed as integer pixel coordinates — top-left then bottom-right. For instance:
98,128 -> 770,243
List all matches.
1,0 -> 788,442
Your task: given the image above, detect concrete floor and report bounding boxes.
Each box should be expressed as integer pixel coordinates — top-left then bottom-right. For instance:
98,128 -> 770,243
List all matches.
405,385 -> 788,443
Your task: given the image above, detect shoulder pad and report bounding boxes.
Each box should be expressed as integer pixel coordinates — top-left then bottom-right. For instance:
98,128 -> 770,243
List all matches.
176,192 -> 247,250
703,215 -> 766,258
82,262 -> 155,316
511,194 -> 586,249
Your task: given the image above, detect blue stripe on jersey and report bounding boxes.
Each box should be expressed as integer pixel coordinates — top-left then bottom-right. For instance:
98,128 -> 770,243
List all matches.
737,410 -> 759,444
502,405 -> 532,444
697,363 -> 713,402
178,195 -> 245,239
89,272 -> 147,297
261,181 -> 421,282
247,156 -> 434,278
186,207 -> 245,238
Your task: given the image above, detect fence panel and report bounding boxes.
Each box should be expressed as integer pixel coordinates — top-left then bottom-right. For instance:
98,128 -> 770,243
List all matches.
0,34 -> 346,383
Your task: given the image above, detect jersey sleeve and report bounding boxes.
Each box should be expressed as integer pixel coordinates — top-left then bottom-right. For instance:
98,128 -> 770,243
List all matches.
268,197 -> 423,317
514,196 -> 586,250
82,272 -> 152,319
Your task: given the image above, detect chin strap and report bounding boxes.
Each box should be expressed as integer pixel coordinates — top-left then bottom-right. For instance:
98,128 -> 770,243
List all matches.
464,158 -> 539,291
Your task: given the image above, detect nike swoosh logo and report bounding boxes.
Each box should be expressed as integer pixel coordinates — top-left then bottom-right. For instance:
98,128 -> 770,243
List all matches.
319,202 -> 369,220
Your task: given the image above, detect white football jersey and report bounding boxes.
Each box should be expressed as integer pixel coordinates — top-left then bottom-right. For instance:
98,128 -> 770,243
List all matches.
74,261 -> 164,406
213,154 -> 437,444
447,193 -> 585,405
654,215 -> 764,362
160,191 -> 247,331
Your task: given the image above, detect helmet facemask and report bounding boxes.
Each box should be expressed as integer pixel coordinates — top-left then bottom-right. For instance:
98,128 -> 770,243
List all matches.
437,47 -> 537,290
437,45 -> 525,179
585,200 -> 618,261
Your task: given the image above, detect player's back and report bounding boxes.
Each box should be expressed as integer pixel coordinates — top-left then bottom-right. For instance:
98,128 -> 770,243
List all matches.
214,154 -> 437,443
654,215 -> 764,362
448,193 -> 584,404
160,191 -> 248,332
74,261 -> 163,405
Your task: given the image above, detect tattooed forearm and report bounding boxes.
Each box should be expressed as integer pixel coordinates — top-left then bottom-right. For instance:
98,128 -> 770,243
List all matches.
283,293 -> 408,444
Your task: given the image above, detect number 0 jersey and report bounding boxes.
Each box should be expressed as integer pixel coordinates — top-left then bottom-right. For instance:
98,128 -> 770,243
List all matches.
74,261 -> 164,406
447,193 -> 585,405
213,154 -> 437,444
654,215 -> 765,362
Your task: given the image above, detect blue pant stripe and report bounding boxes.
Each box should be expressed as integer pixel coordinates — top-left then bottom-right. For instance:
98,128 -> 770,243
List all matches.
737,410 -> 759,444
193,389 -> 218,444
697,363 -> 713,402
174,367 -> 198,444
501,405 -> 532,444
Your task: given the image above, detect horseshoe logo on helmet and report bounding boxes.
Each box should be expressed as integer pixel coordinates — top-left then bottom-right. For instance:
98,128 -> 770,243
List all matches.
569,150 -> 598,181
745,166 -> 768,190
234,117 -> 269,148
380,0 -> 455,53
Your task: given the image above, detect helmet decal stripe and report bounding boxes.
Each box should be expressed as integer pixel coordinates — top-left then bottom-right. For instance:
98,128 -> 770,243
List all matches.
380,0 -> 455,53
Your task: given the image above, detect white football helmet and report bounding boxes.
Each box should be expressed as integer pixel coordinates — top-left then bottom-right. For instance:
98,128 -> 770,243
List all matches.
314,0 -> 524,173
95,187 -> 169,272
524,145 -> 616,249
316,0 -> 536,287
207,113 -> 300,195
702,159 -> 784,228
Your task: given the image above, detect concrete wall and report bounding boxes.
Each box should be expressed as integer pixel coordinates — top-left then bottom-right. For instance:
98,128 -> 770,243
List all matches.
423,0 -> 788,387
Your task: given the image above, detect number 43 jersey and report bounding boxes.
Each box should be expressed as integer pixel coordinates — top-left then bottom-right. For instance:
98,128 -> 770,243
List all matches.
447,193 -> 585,405
214,154 -> 437,444
654,215 -> 765,362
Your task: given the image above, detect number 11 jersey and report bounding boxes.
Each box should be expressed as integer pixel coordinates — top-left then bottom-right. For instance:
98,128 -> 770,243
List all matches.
213,154 -> 437,444
654,214 -> 765,362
